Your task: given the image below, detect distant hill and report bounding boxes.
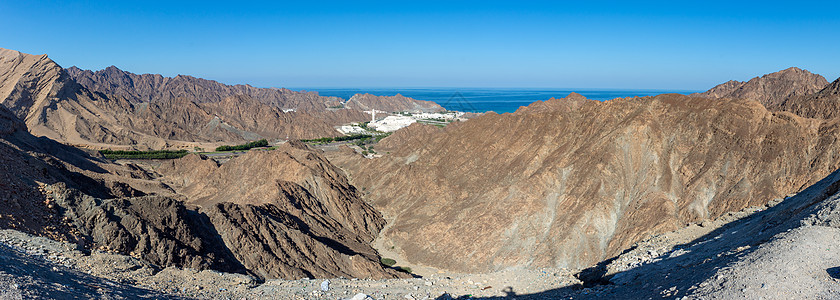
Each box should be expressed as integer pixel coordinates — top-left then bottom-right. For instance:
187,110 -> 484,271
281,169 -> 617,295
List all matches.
693,67 -> 840,122
766,77 -> 840,119
345,93 -> 444,113
691,67 -> 829,107
65,65 -> 345,111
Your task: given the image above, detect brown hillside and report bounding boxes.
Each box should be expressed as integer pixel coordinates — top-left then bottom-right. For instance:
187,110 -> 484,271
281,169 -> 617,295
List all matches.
331,93 -> 840,273
158,142 -> 402,279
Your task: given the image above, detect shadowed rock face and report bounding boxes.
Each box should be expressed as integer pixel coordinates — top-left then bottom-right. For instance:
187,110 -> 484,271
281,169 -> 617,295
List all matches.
46,184 -> 244,273
691,67 -> 829,107
0,103 -> 149,241
157,142 -> 401,279
160,142 -> 386,242
332,93 -> 840,273
345,93 -> 445,113
768,78 -> 840,120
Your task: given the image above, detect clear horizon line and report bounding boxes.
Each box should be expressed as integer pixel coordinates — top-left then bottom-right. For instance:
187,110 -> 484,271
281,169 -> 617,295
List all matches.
282,86 -> 703,92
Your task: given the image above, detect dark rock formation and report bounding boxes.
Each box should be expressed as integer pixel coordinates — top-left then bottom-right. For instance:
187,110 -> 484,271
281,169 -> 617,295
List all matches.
157,142 -> 402,279
769,78 -> 840,119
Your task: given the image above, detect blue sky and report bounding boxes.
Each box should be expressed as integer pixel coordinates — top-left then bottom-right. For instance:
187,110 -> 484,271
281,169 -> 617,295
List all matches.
1,1 -> 838,89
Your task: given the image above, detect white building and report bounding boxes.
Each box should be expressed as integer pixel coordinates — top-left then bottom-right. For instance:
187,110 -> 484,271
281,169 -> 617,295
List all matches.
337,125 -> 367,135
413,112 -> 464,120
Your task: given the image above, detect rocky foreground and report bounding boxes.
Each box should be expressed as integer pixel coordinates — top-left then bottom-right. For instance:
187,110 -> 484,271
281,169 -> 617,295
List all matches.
3,165 -> 840,299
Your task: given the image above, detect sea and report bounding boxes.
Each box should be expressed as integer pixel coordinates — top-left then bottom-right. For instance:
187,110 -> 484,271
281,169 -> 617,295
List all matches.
294,88 -> 699,113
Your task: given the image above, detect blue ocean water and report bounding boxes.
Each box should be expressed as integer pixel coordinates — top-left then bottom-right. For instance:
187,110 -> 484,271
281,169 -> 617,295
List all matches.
296,88 -> 698,113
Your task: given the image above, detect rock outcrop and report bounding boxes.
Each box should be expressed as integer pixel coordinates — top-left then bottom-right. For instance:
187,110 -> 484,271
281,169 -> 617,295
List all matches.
46,184 -> 244,274
768,78 -> 840,119
332,93 -> 840,273
345,93 -> 445,113
158,142 -> 401,279
691,67 -> 829,107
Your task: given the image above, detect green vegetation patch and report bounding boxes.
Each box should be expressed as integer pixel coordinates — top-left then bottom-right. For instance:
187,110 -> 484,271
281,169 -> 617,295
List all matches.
301,134 -> 372,144
100,149 -> 189,159
395,266 -> 412,274
215,139 -> 269,152
380,258 -> 396,267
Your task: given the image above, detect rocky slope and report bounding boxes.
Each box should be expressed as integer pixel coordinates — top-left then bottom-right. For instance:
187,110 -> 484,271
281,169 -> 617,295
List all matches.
345,93 -> 445,113
156,142 -> 402,279
330,92 -> 840,273
691,67 -> 829,107
0,102 -> 153,241
541,159 -> 840,299
768,78 -> 840,120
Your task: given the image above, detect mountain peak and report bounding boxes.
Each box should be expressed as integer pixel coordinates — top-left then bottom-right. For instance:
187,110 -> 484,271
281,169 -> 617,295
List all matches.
693,67 -> 829,106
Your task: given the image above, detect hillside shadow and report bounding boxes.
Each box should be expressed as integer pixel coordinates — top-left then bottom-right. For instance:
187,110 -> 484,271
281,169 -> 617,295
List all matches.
827,267 -> 840,280
0,243 -> 189,299
437,168 -> 840,299
186,209 -> 256,279
9,130 -> 109,174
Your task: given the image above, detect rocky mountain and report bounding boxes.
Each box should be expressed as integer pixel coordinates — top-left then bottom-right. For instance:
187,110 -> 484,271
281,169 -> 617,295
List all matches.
65,65 -> 344,111
767,78 -> 840,119
0,48 -> 370,148
691,67 -> 829,107
330,92 -> 840,273
0,102 -> 401,280
345,93 -> 445,113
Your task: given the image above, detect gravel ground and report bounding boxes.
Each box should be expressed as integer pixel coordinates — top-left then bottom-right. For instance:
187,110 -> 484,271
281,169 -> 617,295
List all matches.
0,229 -> 582,299
0,234 -> 179,299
